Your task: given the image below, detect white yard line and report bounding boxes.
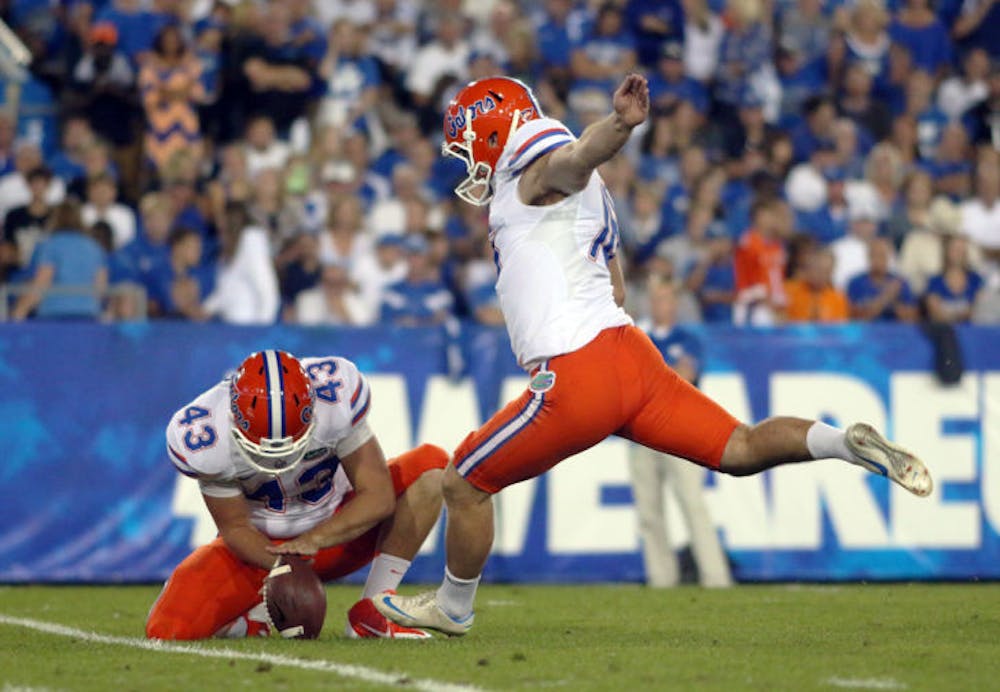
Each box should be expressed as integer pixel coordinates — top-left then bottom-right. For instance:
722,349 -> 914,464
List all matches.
824,676 -> 908,690
0,614 -> 482,692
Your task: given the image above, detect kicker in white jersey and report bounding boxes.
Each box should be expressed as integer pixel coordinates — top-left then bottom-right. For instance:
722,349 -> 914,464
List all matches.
488,117 -> 632,370
165,356 -> 373,538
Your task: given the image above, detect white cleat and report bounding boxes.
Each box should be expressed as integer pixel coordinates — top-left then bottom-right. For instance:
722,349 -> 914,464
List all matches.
846,423 -> 933,497
373,590 -> 474,637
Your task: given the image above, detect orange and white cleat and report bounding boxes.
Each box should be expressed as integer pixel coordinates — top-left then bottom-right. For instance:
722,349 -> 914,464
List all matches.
345,595 -> 434,640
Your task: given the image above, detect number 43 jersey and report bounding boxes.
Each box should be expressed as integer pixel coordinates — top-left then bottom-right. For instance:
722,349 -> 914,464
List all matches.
165,356 -> 374,539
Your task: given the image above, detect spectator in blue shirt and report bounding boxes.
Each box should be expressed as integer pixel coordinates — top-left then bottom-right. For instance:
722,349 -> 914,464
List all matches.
289,0 -> 329,68
796,165 -> 851,245
791,96 -> 837,163
47,115 -> 94,184
685,231 -> 736,323
925,234 -> 984,324
902,71 -> 950,161
920,122 -> 973,200
318,19 -> 381,130
637,112 -> 682,188
889,0 -> 953,76
847,237 -> 918,322
648,41 -> 709,114
116,192 -> 174,288
145,227 -> 215,320
570,3 -> 637,92
775,36 -> 827,125
467,279 -> 505,326
625,0 -> 683,67
953,0 -> 1000,61
11,199 -> 107,321
535,0 -> 578,73
194,18 -> 225,142
380,234 -> 455,326
642,276 -> 704,380
714,0 -> 773,110
96,0 -> 171,64
657,146 -> 710,245
830,0 -> 892,93
778,0 -> 832,75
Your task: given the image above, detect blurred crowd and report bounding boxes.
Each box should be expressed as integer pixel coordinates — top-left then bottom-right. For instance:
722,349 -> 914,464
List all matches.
0,0 -> 998,327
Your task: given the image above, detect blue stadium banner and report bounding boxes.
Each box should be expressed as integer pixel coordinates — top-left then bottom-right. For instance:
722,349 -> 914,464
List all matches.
1,323 -> 998,583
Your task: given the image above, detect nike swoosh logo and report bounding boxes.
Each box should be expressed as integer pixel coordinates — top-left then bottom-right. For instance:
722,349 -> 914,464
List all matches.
381,596 -> 413,619
359,621 -> 389,638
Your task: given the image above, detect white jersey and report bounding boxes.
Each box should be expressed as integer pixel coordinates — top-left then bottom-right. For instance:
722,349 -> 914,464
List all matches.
165,356 -> 374,539
489,117 -> 632,369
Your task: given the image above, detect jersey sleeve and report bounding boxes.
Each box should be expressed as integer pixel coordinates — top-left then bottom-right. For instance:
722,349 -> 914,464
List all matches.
165,422 -> 201,480
165,389 -> 237,486
496,117 -> 576,177
303,356 -> 377,456
344,365 -> 372,428
198,478 -> 243,498
336,361 -> 375,456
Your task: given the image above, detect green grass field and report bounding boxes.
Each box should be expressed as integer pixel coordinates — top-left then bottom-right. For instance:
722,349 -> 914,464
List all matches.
1,583 -> 998,691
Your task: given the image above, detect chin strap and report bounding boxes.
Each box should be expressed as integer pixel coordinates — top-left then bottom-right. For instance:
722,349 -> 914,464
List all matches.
507,108 -> 521,143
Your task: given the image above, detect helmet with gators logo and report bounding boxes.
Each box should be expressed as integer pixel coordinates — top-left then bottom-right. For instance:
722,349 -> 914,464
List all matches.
442,76 -> 542,206
230,350 -> 315,474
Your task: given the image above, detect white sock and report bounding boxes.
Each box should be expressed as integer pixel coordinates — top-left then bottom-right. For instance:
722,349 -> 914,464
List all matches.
436,567 -> 480,620
362,553 -> 411,599
806,422 -> 860,464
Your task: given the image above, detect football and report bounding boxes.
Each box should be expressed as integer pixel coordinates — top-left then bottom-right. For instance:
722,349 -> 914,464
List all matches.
262,556 -> 327,639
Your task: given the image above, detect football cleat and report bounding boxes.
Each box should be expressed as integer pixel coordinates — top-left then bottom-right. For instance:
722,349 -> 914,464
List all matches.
846,423 -> 933,497
214,601 -> 271,638
345,596 -> 433,640
374,590 -> 474,637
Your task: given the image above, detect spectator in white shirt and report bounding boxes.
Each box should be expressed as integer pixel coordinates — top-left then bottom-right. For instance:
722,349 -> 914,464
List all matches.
203,202 -> 280,325
961,156 -> 1000,288
82,173 -> 136,250
937,48 -> 990,120
312,0 -> 378,29
243,115 -> 290,178
293,259 -> 369,326
368,163 -> 431,237
406,12 -> 469,108
368,0 -> 419,77
319,195 -> 375,269
681,0 -> 724,83
352,233 -> 408,325
831,198 -> 880,290
0,140 -> 66,220
961,157 -> 1000,260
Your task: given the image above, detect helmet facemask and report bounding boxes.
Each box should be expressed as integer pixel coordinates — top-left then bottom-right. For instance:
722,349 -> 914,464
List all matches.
231,418 -> 314,475
442,106 -> 525,207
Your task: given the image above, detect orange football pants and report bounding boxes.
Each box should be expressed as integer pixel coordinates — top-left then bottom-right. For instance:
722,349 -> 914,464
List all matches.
454,325 -> 740,493
145,444 -> 448,640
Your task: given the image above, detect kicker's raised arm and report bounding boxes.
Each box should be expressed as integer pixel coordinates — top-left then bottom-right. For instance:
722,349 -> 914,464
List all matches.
520,74 -> 649,201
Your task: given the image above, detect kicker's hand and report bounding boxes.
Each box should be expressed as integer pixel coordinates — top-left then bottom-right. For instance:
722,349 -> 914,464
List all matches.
613,74 -> 649,129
